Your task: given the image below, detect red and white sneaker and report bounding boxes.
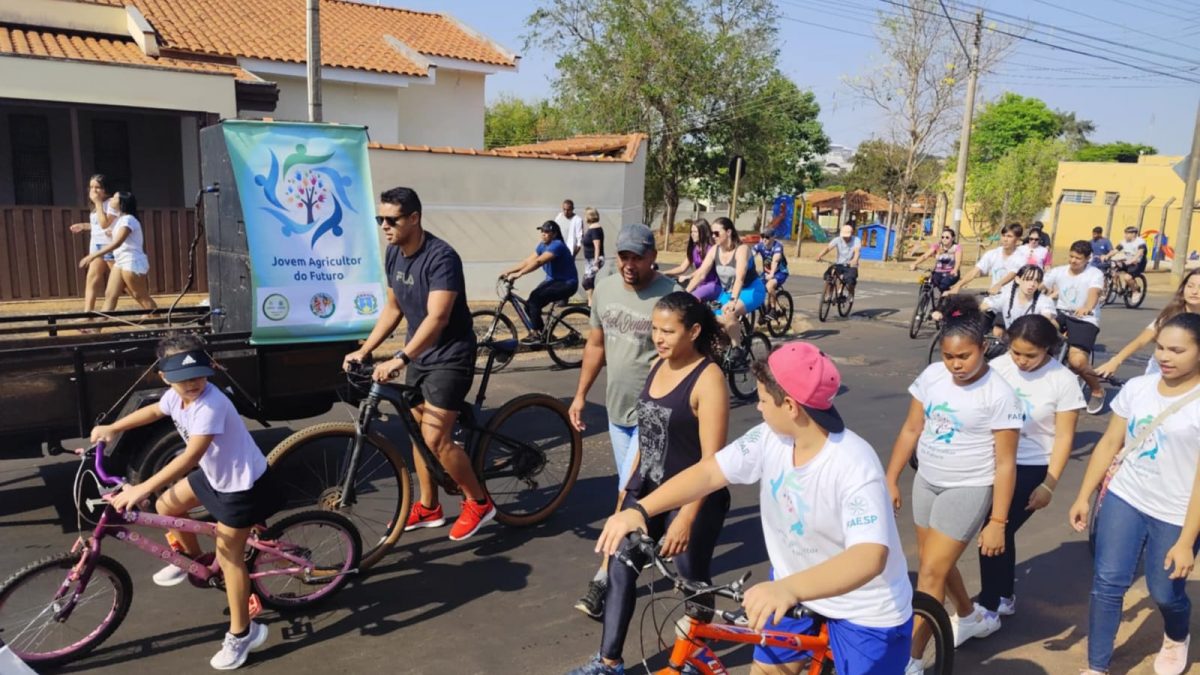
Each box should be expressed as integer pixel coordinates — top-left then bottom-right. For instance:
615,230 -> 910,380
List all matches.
404,502 -> 446,531
449,498 -> 496,541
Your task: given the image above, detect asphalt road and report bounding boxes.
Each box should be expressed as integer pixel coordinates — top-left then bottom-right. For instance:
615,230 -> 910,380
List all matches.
0,275 -> 1190,674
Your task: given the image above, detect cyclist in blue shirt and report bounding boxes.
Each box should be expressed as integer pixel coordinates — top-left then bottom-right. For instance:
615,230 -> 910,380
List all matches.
502,220 -> 579,344
1089,226 -> 1113,273
753,229 -> 789,317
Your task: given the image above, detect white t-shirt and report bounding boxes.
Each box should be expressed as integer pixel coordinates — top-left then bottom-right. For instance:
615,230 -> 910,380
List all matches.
989,355 -> 1086,465
828,236 -> 862,266
1108,375 -> 1200,526
975,246 -> 1025,287
1017,244 -> 1051,269
908,363 -> 1025,487
556,213 -> 585,255
715,423 -> 912,628
1144,319 -> 1162,376
112,215 -> 148,265
159,383 -> 267,492
982,287 -> 1058,329
1044,265 -> 1105,326
1116,237 -> 1148,264
89,204 -> 119,246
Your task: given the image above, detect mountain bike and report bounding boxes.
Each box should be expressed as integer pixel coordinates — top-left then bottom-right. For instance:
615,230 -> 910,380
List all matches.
1102,264 -> 1147,308
818,264 -> 854,322
0,444 -> 360,669
616,532 -> 953,675
909,269 -> 941,339
756,287 -> 795,337
266,341 -> 582,570
712,305 -> 771,401
472,278 -> 590,372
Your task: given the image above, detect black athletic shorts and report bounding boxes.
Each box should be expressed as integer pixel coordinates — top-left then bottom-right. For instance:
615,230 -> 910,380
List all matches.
188,467 -> 283,529
405,361 -> 474,410
1057,312 -> 1100,354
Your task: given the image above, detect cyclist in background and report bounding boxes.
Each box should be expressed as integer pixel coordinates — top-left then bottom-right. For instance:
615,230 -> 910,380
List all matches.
687,217 -> 766,349
815,224 -> 862,296
949,223 -> 1025,296
753,228 -> 790,317
909,228 -> 962,292
1043,240 -> 1107,414
1088,226 -> 1113,273
1102,226 -> 1148,291
662,219 -> 719,302
501,220 -> 579,344
1017,229 -> 1051,269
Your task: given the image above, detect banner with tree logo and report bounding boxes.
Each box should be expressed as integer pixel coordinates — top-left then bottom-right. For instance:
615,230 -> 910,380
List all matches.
222,121 -> 384,344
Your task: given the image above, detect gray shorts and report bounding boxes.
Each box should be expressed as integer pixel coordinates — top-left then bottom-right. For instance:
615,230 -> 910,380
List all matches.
911,472 -> 993,543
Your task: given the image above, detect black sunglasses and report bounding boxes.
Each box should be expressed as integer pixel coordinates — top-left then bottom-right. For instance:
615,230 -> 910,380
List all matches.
375,214 -> 407,227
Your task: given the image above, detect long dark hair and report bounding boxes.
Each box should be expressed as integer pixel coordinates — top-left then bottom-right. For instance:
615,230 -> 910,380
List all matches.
940,294 -> 988,347
688,218 -> 714,264
112,191 -> 138,219
1007,314 -> 1060,353
1007,264 -> 1045,322
89,174 -> 111,212
654,291 -> 723,361
1155,268 -> 1200,332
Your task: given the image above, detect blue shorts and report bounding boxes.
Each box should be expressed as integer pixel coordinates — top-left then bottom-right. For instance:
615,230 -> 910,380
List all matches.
768,271 -> 789,286
716,278 -> 766,315
92,242 -> 115,263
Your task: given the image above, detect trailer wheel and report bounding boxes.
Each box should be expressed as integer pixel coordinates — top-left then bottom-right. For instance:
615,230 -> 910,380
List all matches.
131,425 -> 211,520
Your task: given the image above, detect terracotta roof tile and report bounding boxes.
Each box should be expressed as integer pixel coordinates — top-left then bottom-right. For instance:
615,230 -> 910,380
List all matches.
0,24 -> 262,81
75,0 -> 515,76
369,134 -> 646,163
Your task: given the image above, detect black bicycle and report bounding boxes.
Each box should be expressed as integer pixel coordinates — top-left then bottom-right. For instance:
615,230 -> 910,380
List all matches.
818,264 -> 854,322
472,278 -> 591,372
1102,264 -> 1147,308
714,307 -> 772,401
756,287 -> 795,337
266,342 -> 582,570
908,269 -> 941,339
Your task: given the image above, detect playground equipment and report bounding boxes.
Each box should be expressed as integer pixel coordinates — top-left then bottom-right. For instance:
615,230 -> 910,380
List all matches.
1142,229 -> 1175,269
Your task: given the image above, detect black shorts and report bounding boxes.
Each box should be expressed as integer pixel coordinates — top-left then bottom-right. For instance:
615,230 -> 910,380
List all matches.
188,468 -> 283,529
1057,313 -> 1100,354
405,362 -> 474,410
1115,260 -> 1146,276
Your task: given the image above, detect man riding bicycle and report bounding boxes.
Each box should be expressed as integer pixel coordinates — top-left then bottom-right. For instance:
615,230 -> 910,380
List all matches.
343,186 -> 495,541
815,224 -> 861,295
752,229 -> 790,315
1102,226 -> 1147,289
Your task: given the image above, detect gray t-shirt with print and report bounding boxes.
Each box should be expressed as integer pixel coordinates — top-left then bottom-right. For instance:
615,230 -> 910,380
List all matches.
589,273 -> 681,426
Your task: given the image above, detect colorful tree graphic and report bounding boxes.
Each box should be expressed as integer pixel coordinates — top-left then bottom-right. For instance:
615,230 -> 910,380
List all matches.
284,169 -> 328,224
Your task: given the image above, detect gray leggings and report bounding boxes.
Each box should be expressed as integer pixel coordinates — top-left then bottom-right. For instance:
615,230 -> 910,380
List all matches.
912,472 -> 992,542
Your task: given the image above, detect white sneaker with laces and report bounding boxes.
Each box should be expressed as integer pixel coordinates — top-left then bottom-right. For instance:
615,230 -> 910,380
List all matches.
951,603 -> 1001,647
210,621 -> 269,670
152,564 -> 189,587
1153,634 -> 1189,675
997,595 -> 1016,616
904,656 -> 927,674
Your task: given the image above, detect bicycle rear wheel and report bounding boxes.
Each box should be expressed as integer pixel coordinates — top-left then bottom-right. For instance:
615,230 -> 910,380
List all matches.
766,289 -> 794,337
727,332 -> 771,401
909,292 -> 929,339
546,306 -> 591,369
818,282 -> 832,322
836,279 -> 854,317
912,590 -> 954,675
472,309 -> 518,374
0,552 -> 132,668
266,423 -> 412,571
1124,274 -> 1147,308
1103,275 -> 1117,306
250,510 -> 361,610
475,393 -> 582,526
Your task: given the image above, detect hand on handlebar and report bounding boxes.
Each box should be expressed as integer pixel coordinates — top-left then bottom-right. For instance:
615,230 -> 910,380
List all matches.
596,510 -> 649,557
742,580 -> 800,632
342,350 -> 369,372
90,424 -> 117,445
107,483 -> 151,513
372,358 -> 405,383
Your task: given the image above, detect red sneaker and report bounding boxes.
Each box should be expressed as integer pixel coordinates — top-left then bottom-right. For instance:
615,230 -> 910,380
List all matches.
448,498 -> 496,541
404,502 -> 446,531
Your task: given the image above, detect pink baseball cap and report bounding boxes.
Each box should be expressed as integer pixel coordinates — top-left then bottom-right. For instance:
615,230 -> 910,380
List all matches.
766,342 -> 844,433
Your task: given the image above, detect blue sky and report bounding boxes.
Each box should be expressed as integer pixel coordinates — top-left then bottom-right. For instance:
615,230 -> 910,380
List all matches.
401,0 -> 1200,155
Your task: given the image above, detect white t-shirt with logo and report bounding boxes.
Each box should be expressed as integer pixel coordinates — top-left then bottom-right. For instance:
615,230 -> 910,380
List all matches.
989,354 -> 1086,465
975,246 -> 1025,287
908,363 -> 1025,487
1108,375 -> 1200,526
1044,265 -> 1105,326
982,287 -> 1058,329
158,383 -> 267,492
1117,237 -> 1148,264
715,423 -> 912,628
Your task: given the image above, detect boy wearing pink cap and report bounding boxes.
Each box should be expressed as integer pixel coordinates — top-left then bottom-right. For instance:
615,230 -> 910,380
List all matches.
595,343 -> 913,674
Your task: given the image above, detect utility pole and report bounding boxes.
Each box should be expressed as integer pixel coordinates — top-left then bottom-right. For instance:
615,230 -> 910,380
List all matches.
728,155 -> 745,223
950,11 -> 983,235
306,0 -> 323,122
1174,98 -> 1200,281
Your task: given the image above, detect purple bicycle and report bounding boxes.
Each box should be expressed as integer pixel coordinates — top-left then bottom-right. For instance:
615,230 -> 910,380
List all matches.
0,443 -> 361,668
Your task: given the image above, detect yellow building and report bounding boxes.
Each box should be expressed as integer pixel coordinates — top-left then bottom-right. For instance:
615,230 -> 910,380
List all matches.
1046,155 -> 1200,265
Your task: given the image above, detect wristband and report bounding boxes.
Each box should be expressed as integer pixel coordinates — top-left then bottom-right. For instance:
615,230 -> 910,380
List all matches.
989,517 -> 1008,525
393,350 -> 411,365
1036,482 -> 1054,495
627,502 -> 650,522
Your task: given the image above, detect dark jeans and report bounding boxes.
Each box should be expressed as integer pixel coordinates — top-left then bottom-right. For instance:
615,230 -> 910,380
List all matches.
600,489 -> 730,661
526,279 -> 577,332
977,464 -> 1046,611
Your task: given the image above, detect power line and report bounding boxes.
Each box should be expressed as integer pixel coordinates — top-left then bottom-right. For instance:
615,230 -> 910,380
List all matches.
1029,0 -> 1200,57
1093,0 -> 1193,23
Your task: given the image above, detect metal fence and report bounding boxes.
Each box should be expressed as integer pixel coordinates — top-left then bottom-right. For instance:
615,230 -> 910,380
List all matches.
0,206 -> 206,301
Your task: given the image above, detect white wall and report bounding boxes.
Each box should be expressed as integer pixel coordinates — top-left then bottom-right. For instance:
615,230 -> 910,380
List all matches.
368,146 -> 645,300
259,77 -> 401,143
395,69 -> 485,149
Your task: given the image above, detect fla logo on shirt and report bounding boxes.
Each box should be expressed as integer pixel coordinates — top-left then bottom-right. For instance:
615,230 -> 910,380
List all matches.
923,402 -> 962,443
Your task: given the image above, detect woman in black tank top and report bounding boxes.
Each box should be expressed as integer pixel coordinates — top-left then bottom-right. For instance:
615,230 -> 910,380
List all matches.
583,291 -> 732,673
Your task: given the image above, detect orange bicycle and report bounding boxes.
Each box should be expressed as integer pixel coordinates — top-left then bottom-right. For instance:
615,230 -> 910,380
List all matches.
617,533 -> 953,674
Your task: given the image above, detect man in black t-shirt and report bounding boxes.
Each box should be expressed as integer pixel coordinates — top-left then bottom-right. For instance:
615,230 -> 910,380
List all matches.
343,187 -> 494,541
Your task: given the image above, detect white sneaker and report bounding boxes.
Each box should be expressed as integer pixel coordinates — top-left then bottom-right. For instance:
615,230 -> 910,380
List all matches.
904,656 -> 927,674
951,603 -> 1001,647
1154,634 -> 1190,675
997,595 -> 1016,616
152,564 -> 189,587
210,621 -> 269,670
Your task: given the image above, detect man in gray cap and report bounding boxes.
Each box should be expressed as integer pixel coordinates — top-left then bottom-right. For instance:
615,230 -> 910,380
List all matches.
570,223 -> 680,620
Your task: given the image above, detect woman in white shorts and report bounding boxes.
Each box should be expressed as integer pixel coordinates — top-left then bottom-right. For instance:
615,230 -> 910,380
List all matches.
79,192 -> 157,311
886,294 -> 1022,662
68,174 -> 116,318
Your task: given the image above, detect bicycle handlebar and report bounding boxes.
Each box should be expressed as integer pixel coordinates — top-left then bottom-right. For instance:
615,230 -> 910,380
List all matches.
87,442 -> 124,487
616,532 -> 750,602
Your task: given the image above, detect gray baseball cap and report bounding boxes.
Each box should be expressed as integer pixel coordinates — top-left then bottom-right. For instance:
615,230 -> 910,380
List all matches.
616,224 -> 656,255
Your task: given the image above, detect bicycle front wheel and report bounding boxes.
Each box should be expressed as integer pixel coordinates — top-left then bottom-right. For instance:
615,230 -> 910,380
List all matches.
767,289 -> 794,337
818,282 -> 832,322
909,292 -> 929,339
1103,275 -> 1117,305
1125,274 -> 1147,308
251,510 -> 361,610
912,590 -> 954,675
546,306 -> 591,369
475,393 -> 582,526
472,309 -> 518,374
267,423 -> 412,571
728,332 -> 771,401
0,552 -> 133,668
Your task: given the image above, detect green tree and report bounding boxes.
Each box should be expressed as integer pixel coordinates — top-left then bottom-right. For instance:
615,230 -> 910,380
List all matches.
968,138 -> 1069,234
969,93 -> 1062,164
844,139 -> 942,201
1055,110 -> 1096,152
483,96 -> 571,149
1074,141 -> 1158,163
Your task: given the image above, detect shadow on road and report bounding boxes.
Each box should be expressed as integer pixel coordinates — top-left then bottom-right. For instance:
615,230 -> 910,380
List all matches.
852,308 -> 900,320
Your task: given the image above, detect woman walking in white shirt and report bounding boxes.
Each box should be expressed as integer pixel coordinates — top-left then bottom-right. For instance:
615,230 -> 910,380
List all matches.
886,295 -> 1022,662
1070,313 -> 1200,675
79,192 -> 157,311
